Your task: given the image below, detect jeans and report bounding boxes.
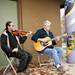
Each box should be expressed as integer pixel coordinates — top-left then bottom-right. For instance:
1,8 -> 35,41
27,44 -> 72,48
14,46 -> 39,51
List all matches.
43,47 -> 63,66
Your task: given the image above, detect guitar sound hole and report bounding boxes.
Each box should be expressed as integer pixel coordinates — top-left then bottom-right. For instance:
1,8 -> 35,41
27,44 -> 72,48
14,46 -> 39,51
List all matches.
42,42 -> 48,46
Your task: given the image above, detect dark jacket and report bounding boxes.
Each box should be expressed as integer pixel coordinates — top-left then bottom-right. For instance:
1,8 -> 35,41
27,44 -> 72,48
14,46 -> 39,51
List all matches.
1,30 -> 27,56
31,28 -> 57,48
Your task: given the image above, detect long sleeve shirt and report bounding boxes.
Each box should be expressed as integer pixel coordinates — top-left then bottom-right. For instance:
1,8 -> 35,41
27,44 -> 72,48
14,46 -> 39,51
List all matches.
1,30 -> 27,55
31,28 -> 56,48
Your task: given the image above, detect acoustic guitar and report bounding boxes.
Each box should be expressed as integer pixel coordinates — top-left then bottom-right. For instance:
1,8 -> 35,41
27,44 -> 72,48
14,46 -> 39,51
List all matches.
33,34 -> 67,52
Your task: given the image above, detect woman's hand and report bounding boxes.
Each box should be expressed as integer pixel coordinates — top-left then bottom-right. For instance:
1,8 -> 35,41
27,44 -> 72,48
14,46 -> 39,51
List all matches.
25,31 -> 32,36
12,48 -> 18,52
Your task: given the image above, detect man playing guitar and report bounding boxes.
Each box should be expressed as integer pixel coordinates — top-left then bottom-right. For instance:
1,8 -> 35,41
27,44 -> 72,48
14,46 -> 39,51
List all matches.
31,20 -> 65,73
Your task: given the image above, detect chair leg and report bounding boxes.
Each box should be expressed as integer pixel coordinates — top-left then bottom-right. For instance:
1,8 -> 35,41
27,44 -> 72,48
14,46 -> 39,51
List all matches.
38,54 -> 46,67
38,55 -> 41,67
3,63 -> 11,75
3,57 -> 17,75
38,54 -> 52,67
3,58 -> 14,74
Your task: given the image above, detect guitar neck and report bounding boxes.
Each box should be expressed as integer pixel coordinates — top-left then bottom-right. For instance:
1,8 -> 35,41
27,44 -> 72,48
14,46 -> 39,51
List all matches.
51,33 -> 66,41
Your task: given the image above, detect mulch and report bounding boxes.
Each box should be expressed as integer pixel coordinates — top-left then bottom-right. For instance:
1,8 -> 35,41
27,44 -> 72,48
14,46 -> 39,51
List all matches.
0,63 -> 71,75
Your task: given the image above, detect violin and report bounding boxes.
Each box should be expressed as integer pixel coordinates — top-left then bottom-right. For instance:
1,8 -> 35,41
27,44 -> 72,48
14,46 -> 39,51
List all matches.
12,30 -> 32,36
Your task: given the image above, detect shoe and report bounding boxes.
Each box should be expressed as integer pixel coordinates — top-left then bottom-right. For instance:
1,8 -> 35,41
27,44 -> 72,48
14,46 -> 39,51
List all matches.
57,66 -> 65,74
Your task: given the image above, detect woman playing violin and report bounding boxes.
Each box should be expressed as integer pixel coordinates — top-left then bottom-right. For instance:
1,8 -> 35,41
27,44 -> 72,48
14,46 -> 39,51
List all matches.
1,21 -> 32,74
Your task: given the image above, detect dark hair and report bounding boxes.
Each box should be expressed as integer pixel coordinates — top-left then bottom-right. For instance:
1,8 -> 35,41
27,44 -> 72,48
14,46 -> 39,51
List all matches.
6,21 -> 12,30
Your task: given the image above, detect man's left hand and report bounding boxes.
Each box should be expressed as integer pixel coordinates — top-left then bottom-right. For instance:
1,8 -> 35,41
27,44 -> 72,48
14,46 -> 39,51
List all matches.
56,36 -> 60,41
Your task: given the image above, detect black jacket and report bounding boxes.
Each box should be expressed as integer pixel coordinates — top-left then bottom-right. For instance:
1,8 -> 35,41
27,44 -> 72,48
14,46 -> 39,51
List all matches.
1,30 -> 27,55
31,28 -> 57,48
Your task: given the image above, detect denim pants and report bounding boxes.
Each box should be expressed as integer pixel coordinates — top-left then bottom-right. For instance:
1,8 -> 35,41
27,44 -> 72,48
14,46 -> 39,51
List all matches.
43,47 -> 63,66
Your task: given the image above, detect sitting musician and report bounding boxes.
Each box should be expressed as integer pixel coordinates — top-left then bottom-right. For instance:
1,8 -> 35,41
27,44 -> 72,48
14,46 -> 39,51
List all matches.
1,21 -> 32,74
31,20 -> 65,73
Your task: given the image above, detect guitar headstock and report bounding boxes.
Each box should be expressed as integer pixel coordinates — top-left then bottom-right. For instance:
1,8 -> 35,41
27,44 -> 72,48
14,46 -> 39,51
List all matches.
62,33 -> 68,37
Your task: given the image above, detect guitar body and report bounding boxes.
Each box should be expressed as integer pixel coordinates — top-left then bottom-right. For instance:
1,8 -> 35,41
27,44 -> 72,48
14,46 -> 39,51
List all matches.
33,33 -> 67,52
33,37 -> 52,51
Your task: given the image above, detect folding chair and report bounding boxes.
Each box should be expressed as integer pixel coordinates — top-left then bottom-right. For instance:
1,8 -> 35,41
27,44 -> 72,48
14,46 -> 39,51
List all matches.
0,33 -> 17,75
3,57 -> 14,74
37,53 -> 52,67
0,49 -> 17,75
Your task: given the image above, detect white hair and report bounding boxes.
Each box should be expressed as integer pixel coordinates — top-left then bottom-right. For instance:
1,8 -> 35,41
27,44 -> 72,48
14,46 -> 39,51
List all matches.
43,20 -> 52,26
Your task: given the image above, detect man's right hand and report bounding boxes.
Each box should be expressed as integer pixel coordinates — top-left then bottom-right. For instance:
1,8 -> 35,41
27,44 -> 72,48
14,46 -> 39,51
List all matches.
38,37 -> 50,42
38,38 -> 45,42
12,48 -> 18,52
